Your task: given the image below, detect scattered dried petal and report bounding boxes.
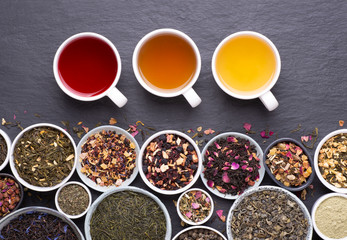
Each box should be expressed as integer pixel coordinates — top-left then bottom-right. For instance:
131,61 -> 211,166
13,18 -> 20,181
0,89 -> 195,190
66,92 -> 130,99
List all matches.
243,123 -> 252,131
339,120 -> 344,127
109,118 -> 117,125
216,210 -> 226,222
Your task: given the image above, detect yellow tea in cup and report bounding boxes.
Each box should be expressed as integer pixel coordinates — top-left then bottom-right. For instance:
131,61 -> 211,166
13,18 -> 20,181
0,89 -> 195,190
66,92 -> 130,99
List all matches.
137,33 -> 197,92
215,35 -> 277,95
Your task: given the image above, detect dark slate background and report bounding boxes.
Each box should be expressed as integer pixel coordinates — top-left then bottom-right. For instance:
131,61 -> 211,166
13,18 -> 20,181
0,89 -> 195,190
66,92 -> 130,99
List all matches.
1,1 -> 346,239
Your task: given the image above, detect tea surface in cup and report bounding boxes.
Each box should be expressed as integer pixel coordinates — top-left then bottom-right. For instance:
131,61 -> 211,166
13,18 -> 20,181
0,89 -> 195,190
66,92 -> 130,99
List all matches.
215,35 -> 277,95
58,36 -> 118,97
137,33 -> 197,92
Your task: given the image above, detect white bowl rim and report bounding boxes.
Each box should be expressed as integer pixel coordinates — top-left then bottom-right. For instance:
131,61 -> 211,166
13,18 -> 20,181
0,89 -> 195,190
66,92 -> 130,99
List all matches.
226,185 -> 313,240
76,125 -> 140,192
200,132 -> 265,199
84,186 -> 172,240
176,187 -> 214,226
138,130 -> 202,195
0,129 -> 11,171
0,206 -> 85,240
172,225 -> 227,240
55,181 -> 92,219
314,129 -> 347,193
9,123 -> 77,192
311,192 -> 347,240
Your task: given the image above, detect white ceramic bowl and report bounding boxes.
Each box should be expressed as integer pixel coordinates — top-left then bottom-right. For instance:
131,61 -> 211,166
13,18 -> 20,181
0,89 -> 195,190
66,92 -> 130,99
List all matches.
201,132 -> 265,199
10,123 -> 77,192
314,129 -> 347,193
76,125 -> 140,192
0,206 -> 85,239
55,181 -> 92,219
177,188 -> 214,226
138,130 -> 202,195
172,225 -> 227,240
0,129 -> 11,171
84,186 -> 172,240
311,193 -> 347,240
226,185 -> 313,240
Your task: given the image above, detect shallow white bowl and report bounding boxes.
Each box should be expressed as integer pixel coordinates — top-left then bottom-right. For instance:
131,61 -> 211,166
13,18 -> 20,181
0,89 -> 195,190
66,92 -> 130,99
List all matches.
84,186 -> 172,240
138,130 -> 202,195
314,129 -> 347,193
226,185 -> 313,240
10,123 -> 77,192
172,225 -> 227,240
55,181 -> 92,219
177,187 -> 214,226
200,132 -> 265,199
0,129 -> 11,171
311,193 -> 347,240
0,206 -> 84,239
76,125 -> 140,192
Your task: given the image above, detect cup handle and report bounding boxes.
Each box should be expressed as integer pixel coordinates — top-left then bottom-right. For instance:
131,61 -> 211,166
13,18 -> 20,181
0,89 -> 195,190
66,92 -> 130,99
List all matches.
106,88 -> 128,108
259,91 -> 278,111
182,88 -> 202,108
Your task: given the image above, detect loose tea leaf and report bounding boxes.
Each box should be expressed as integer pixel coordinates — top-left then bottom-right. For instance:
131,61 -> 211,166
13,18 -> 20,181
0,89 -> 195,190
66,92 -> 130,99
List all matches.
230,189 -> 309,240
0,211 -> 79,240
177,228 -> 223,240
0,135 -> 7,166
179,190 -> 211,223
203,136 -> 261,195
318,133 -> 347,188
90,191 -> 166,240
80,130 -> 136,187
142,133 -> 198,190
58,184 -> 89,216
13,127 -> 75,187
266,142 -> 312,187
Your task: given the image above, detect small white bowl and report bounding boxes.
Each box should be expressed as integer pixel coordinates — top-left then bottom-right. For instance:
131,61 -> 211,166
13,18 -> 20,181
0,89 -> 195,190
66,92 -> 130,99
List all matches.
138,130 -> 202,195
10,123 -> 77,192
55,181 -> 92,219
201,132 -> 265,199
0,129 -> 11,171
311,193 -> 347,240
84,186 -> 172,240
177,188 -> 214,225
314,129 -> 347,193
172,225 -> 227,240
226,185 -> 313,240
76,125 -> 140,192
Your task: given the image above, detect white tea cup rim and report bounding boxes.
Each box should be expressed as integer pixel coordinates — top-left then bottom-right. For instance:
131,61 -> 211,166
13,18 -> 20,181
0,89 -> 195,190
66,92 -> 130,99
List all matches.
212,31 -> 281,100
132,28 -> 201,98
53,32 -> 122,101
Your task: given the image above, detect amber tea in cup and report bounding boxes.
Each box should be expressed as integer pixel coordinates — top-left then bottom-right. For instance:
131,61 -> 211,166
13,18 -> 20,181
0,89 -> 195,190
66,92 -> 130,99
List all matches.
137,33 -> 197,92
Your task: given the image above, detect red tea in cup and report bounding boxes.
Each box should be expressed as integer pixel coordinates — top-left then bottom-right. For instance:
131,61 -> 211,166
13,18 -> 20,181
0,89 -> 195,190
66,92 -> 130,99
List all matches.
57,36 -> 118,97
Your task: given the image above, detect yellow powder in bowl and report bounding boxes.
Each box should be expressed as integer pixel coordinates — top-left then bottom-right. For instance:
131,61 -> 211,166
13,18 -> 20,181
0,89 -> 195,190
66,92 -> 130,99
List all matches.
315,196 -> 347,239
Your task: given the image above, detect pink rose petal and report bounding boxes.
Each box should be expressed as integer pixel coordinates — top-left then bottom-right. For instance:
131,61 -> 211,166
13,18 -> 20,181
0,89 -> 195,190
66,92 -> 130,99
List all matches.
242,165 -> 247,170
222,166 -> 229,171
216,210 -> 226,222
245,175 -> 251,182
13,114 -> 16,120
231,162 -> 239,170
131,130 -> 139,137
286,151 -> 292,158
247,167 -> 253,172
243,123 -> 252,131
195,191 -> 202,199
222,172 -> 230,183
213,152 -> 219,157
205,197 -> 210,203
231,185 -> 237,189
301,136 -> 309,142
185,211 -> 192,218
191,202 -> 200,209
207,180 -> 214,188
214,142 -> 221,149
269,131 -> 274,136
295,147 -> 303,155
213,168 -> 218,176
227,137 -> 237,142
207,161 -> 213,168
235,155 -> 240,160
226,150 -> 233,155
216,186 -> 227,193
260,131 -> 269,138
224,162 -> 231,166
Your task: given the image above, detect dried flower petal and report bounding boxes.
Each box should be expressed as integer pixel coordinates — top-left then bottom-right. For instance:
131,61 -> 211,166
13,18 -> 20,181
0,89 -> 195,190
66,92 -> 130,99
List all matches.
185,211 -> 192,218
194,191 -> 202,199
207,180 -> 214,188
191,203 -> 200,209
204,128 -> 215,135
301,136 -> 309,142
231,162 -> 240,170
243,123 -> 252,131
216,210 -> 226,222
197,126 -> 202,132
227,137 -> 237,142
260,131 -> 269,138
339,120 -> 344,127
222,172 -> 230,183
131,130 -> 138,137
109,117 -> 117,125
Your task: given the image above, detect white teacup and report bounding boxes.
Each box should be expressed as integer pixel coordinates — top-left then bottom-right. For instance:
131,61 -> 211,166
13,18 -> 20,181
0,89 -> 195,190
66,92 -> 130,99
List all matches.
212,31 -> 280,111
132,28 -> 202,108
53,32 -> 127,108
